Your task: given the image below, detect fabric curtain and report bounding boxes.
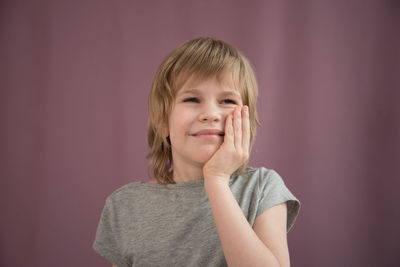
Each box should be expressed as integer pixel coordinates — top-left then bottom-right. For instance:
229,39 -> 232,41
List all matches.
1,1 -> 399,266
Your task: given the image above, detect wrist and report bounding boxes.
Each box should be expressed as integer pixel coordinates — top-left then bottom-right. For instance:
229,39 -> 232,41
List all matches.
204,174 -> 230,187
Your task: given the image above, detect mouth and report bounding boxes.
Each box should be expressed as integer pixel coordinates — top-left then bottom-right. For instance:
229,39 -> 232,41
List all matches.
190,129 -> 225,137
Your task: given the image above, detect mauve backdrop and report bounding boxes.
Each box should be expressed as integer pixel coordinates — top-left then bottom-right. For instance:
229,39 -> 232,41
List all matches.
1,0 -> 399,266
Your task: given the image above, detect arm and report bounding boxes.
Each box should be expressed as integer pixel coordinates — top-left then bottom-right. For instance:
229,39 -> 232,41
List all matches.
203,106 -> 290,266
253,202 -> 289,266
204,178 -> 289,267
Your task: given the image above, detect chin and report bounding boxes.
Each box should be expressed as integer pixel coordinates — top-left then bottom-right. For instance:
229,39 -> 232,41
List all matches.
195,147 -> 219,163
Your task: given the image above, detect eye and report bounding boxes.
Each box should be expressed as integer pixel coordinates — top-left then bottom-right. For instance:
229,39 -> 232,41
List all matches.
221,99 -> 237,105
183,97 -> 200,103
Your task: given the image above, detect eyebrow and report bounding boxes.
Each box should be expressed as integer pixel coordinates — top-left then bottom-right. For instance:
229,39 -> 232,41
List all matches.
178,88 -> 241,98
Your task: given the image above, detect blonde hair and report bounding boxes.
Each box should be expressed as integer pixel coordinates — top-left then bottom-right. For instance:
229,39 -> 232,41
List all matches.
147,37 -> 260,184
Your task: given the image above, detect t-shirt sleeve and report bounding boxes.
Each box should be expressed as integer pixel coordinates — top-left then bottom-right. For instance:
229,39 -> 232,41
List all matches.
256,168 -> 300,232
93,197 -> 131,267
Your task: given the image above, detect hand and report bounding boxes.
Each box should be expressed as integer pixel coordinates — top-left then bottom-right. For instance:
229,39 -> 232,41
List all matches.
203,105 -> 250,185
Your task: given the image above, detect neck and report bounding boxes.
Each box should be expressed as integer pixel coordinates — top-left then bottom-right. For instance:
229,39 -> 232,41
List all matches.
172,162 -> 204,183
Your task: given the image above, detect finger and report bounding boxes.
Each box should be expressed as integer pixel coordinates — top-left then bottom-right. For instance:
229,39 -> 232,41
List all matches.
233,106 -> 242,151
242,105 -> 250,155
224,114 -> 234,146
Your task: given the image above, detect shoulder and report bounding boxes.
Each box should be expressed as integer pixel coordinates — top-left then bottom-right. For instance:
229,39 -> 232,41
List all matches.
243,167 -> 294,198
232,166 -> 283,189
248,167 -> 300,232
236,166 -> 280,179
100,181 -> 164,223
104,181 -> 147,207
232,166 -> 297,209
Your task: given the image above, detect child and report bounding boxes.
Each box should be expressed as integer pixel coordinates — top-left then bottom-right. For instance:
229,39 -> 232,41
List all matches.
93,37 -> 300,267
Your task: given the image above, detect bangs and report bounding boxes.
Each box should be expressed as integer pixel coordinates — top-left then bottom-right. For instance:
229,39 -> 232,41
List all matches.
169,38 -> 243,94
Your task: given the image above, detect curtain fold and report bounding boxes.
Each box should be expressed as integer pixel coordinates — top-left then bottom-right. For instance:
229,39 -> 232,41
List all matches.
1,1 -> 399,266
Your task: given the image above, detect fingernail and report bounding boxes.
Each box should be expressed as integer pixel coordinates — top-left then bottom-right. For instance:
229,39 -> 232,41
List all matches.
244,106 -> 248,112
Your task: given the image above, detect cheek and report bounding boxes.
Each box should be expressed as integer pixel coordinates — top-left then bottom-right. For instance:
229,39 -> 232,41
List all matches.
169,112 -> 191,135
222,108 -> 235,123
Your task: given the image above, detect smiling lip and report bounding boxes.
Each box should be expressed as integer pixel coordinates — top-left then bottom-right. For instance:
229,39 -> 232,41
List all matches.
191,129 -> 225,136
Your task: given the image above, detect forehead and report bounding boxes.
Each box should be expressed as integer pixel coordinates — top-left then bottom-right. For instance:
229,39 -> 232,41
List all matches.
175,73 -> 242,96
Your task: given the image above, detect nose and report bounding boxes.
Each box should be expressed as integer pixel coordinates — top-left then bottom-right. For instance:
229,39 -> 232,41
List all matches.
198,103 -> 222,123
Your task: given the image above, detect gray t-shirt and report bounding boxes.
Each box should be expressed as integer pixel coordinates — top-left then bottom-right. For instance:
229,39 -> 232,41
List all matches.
93,167 -> 300,267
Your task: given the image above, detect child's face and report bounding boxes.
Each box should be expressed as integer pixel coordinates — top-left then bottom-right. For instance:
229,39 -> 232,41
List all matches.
168,75 -> 243,170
